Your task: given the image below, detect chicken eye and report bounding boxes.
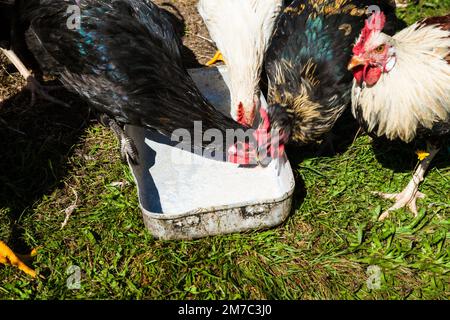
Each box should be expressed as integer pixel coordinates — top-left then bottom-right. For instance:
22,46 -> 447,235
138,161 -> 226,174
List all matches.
374,44 -> 385,53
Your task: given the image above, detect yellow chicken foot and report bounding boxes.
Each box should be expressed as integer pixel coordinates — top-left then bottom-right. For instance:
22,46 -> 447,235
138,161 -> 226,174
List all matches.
373,144 -> 440,221
0,240 -> 37,278
206,51 -> 225,66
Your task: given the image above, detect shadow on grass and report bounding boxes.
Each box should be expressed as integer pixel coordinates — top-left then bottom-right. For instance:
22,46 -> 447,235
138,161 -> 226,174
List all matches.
371,136 -> 450,174
285,108 -> 361,166
0,83 -> 91,254
282,108 -> 361,220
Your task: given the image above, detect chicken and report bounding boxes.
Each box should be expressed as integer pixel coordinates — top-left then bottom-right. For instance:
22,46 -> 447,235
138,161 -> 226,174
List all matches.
348,12 -> 450,220
264,0 -> 400,148
20,0 -> 284,164
0,0 -> 69,107
198,0 -> 283,126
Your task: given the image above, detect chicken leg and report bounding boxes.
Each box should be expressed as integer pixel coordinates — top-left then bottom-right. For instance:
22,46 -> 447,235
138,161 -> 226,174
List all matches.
206,50 -> 225,66
0,240 -> 36,277
374,144 -> 440,221
99,114 -> 139,165
1,48 -> 70,108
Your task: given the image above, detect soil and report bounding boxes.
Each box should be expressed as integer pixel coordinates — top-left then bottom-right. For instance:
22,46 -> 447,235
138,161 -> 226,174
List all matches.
153,0 -> 217,67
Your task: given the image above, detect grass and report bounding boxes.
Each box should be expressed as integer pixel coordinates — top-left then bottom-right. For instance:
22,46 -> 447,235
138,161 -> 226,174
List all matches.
0,1 -> 449,299
396,0 -> 450,24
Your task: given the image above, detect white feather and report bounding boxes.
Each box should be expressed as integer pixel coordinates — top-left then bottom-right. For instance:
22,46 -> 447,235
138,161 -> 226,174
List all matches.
352,22 -> 450,142
198,0 -> 282,122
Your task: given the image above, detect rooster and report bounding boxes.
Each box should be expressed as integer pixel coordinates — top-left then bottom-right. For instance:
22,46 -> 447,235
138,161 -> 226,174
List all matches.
198,0 -> 283,126
264,0 -> 400,148
348,12 -> 449,220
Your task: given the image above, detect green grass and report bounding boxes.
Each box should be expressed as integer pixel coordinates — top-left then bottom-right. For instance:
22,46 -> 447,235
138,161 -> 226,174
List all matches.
396,0 -> 450,24
0,2 -> 449,299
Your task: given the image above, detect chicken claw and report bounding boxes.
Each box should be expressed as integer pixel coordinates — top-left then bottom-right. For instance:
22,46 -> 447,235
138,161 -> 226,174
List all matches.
99,114 -> 139,165
373,188 -> 426,221
26,76 -> 71,108
0,240 -> 36,278
373,145 -> 439,221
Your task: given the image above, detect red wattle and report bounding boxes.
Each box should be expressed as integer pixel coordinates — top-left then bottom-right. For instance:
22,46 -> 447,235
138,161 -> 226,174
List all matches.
352,66 -> 364,85
364,67 -> 382,86
352,64 -> 382,86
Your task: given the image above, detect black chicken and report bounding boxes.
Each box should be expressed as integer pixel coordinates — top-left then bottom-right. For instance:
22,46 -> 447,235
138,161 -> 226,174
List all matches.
264,0 -> 400,147
16,0 -> 284,165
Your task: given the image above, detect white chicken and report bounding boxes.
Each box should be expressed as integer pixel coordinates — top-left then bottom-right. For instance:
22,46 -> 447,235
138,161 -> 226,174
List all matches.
348,12 -> 450,220
198,0 -> 282,127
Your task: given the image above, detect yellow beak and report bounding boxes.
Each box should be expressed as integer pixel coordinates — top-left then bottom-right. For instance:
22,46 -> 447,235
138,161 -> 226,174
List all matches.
347,56 -> 366,71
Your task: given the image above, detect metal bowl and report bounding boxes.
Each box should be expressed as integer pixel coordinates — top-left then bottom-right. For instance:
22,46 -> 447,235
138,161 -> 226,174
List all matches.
125,66 -> 295,240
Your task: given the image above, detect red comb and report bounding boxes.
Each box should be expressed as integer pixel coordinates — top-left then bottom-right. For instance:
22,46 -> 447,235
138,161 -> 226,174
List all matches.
353,11 -> 386,55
